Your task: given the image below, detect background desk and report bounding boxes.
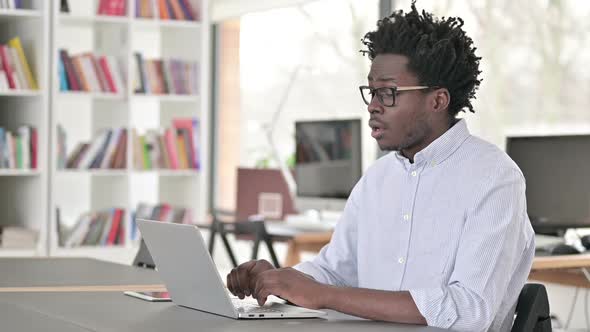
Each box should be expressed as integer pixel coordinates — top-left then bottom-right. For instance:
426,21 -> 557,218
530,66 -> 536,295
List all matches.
265,222 -> 333,266
529,254 -> 590,288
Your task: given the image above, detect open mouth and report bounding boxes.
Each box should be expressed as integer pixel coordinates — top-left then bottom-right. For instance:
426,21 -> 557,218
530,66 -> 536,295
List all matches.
371,127 -> 383,138
369,121 -> 384,139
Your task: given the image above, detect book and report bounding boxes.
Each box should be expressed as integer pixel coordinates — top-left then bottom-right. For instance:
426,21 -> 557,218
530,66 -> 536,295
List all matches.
158,0 -> 169,20
90,55 -> 108,92
140,135 -> 152,169
0,69 -> 8,91
8,37 -> 38,90
98,0 -> 125,16
99,128 -> 121,168
175,128 -> 188,169
9,47 -> 27,90
105,56 -> 125,94
60,50 -> 81,91
80,55 -> 101,92
178,0 -> 195,21
57,125 -> 67,169
82,213 -> 107,245
58,57 -> 69,91
60,0 -> 70,13
98,209 -> 115,245
5,132 -> 14,168
30,127 -> 37,169
89,129 -> 113,168
173,118 -> 198,169
17,126 -> 30,169
169,0 -> 185,20
98,56 -> 116,93
107,209 -> 123,245
134,53 -> 147,93
64,213 -> 93,247
163,128 -> 179,169
164,0 -> 175,19
110,129 -> 127,169
71,56 -> 90,91
77,130 -> 109,169
1,227 -> 37,249
0,45 -> 17,89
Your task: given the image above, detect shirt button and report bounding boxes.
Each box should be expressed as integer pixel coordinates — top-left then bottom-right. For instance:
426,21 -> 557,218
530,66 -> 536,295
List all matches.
403,214 -> 410,221
411,171 -> 417,177
398,257 -> 405,264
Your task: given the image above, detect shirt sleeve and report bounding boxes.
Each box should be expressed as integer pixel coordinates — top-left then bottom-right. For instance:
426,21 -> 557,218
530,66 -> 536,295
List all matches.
293,184 -> 360,287
409,167 -> 535,331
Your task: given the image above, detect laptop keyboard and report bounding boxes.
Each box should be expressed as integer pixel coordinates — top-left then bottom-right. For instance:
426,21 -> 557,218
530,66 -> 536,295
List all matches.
231,299 -> 282,313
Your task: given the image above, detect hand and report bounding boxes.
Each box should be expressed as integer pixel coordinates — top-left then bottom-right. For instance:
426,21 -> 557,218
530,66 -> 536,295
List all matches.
226,260 -> 275,299
252,267 -> 327,309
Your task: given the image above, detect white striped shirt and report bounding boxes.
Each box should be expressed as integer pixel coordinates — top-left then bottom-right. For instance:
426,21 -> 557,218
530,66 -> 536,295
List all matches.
294,119 -> 535,331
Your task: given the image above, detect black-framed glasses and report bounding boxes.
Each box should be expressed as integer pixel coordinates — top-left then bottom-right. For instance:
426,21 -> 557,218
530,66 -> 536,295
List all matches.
359,85 -> 432,107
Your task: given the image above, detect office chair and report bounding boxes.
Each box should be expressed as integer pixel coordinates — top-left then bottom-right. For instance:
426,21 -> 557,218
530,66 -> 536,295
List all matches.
511,283 -> 551,332
207,209 -> 282,268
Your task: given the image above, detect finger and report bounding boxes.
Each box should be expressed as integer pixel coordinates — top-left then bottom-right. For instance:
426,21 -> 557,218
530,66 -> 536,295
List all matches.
253,273 -> 275,302
252,270 -> 270,299
237,261 -> 257,296
256,287 -> 272,307
230,271 -> 245,299
226,271 -> 235,295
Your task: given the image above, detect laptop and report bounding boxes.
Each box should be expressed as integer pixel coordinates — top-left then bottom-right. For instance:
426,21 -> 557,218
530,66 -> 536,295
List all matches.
136,219 -> 327,319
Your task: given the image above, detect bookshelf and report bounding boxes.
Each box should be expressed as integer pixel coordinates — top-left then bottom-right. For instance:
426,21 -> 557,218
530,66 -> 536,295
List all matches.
0,8 -> 43,21
0,90 -> 42,96
49,0 -> 210,264
0,1 -> 50,257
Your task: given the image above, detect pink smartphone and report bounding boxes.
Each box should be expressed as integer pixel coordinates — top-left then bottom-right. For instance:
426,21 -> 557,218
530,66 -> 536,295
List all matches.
124,291 -> 172,302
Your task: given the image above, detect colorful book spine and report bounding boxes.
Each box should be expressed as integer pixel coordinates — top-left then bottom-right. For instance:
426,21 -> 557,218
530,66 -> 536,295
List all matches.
164,0 -> 175,19
58,58 -> 69,91
60,50 -> 81,91
172,118 -> 197,169
8,37 -> 38,90
164,128 -> 179,169
30,127 -> 37,169
169,0 -> 185,20
178,0 -> 195,21
0,45 -> 17,89
98,56 -> 117,93
158,0 -> 170,19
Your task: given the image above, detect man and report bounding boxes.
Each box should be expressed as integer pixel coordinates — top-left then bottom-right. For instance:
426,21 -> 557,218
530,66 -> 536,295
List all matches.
226,3 -> 534,331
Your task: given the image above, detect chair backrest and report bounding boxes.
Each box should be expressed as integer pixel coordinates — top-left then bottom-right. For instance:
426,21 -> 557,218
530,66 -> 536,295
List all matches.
511,283 -> 552,332
236,168 -> 296,221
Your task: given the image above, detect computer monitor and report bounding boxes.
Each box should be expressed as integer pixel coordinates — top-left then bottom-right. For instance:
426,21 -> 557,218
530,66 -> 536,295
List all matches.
294,119 -> 362,213
506,135 -> 590,233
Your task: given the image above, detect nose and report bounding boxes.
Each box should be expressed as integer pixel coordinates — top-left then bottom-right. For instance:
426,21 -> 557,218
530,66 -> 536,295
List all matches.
367,94 -> 383,114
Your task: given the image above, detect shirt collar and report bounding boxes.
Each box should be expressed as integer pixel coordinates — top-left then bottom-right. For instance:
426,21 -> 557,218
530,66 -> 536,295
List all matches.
394,119 -> 471,167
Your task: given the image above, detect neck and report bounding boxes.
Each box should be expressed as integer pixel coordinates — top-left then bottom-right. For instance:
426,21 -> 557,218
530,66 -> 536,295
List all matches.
401,120 -> 457,163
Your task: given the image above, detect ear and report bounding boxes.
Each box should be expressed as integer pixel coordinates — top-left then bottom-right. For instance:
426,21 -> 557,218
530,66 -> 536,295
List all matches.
430,88 -> 451,113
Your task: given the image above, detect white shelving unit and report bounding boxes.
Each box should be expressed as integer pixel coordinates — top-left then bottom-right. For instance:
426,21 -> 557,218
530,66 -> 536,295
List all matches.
0,1 -> 50,257
49,0 -> 210,264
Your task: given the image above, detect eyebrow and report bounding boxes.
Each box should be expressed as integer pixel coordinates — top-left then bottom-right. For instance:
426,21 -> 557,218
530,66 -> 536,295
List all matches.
367,76 -> 397,83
